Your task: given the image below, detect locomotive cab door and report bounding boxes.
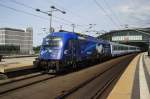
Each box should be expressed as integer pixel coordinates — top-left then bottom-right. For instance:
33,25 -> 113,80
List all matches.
64,39 -> 78,65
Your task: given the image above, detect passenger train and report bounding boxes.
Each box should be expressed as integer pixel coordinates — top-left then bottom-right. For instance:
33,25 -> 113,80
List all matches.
33,31 -> 140,72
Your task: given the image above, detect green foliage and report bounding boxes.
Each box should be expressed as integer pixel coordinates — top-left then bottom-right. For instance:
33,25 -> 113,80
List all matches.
33,46 -> 41,54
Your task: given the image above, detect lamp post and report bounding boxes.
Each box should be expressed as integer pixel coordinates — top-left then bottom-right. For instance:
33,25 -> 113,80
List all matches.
60,25 -> 63,30
36,6 -> 66,33
71,24 -> 75,32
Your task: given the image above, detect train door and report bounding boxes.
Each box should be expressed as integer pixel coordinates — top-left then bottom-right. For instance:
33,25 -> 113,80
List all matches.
65,39 -> 78,64
70,39 -> 77,62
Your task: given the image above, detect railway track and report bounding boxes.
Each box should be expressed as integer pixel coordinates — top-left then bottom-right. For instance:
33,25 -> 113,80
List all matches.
0,54 -> 136,99
0,72 -> 57,95
0,62 -> 99,95
0,65 -> 87,95
55,55 -> 134,99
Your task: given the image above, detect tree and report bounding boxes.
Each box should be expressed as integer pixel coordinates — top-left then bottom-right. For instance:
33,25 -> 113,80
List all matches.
33,46 -> 41,54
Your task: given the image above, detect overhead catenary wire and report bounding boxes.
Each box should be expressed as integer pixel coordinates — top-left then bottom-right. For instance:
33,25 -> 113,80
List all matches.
8,0 -> 36,10
93,0 -> 120,29
0,3 -> 48,20
103,0 -> 122,27
6,0 -> 86,26
54,16 -> 76,24
45,0 -> 90,25
0,3 -> 71,26
3,0 -> 118,33
6,0 -> 105,33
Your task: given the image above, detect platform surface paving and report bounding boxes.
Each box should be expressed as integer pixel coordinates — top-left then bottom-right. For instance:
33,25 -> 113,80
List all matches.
107,52 -> 150,99
0,57 -> 36,73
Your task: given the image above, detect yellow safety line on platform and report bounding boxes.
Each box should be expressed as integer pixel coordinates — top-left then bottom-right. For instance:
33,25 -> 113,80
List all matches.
107,54 -> 140,99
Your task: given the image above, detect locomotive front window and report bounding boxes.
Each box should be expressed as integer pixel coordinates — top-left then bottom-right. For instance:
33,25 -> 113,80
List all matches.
43,37 -> 62,47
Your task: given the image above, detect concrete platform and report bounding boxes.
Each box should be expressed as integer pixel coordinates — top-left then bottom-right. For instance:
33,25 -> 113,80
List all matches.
107,52 -> 150,99
3,55 -> 38,59
0,57 -> 36,73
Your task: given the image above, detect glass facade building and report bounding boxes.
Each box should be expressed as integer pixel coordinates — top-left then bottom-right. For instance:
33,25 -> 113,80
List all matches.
0,27 -> 33,55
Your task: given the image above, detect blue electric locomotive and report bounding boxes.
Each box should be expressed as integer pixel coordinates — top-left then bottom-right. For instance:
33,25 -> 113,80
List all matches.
33,31 -> 110,72
33,31 -> 140,72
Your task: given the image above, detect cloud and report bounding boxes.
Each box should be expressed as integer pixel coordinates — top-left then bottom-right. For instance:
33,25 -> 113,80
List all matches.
119,5 -> 134,13
115,1 -> 150,27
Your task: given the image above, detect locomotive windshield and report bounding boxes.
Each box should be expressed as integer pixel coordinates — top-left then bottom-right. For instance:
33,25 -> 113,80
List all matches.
43,36 -> 62,47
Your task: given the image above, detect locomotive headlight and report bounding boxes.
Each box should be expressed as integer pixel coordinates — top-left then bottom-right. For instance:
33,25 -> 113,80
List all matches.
59,41 -> 63,47
48,49 -> 52,53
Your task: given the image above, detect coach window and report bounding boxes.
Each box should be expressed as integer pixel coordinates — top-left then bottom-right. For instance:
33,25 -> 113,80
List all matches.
113,45 -> 115,50
113,45 -> 117,50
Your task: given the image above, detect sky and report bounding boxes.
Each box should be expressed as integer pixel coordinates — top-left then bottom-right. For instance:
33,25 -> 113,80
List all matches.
0,0 -> 150,46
